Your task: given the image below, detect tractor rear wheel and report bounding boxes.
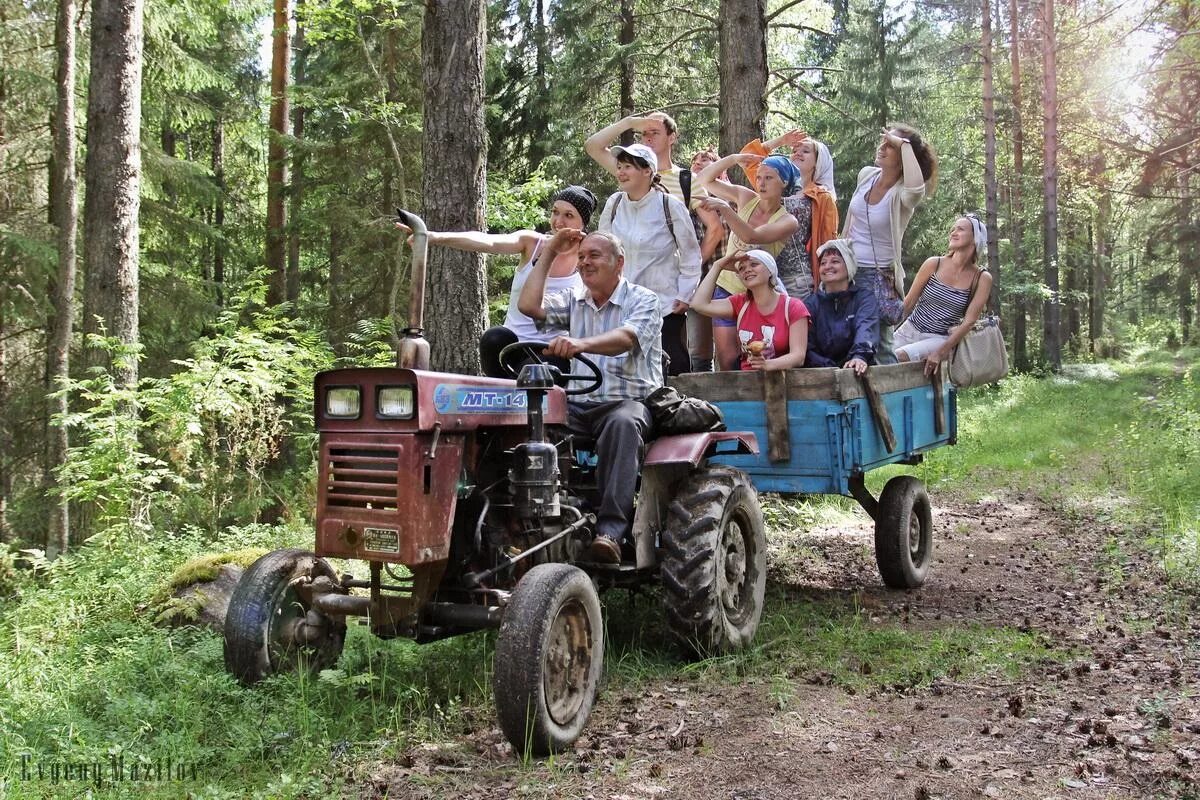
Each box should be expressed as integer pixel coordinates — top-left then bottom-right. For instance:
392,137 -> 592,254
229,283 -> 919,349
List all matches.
874,476 -> 934,589
661,465 -> 766,656
223,549 -> 346,684
494,563 -> 604,756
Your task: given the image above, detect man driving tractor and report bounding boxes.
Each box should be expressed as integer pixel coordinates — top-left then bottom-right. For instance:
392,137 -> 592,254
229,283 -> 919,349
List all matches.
518,228 -> 664,564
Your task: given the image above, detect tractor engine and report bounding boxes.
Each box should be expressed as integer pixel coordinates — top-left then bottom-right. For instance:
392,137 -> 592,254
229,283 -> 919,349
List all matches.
510,362 -> 564,520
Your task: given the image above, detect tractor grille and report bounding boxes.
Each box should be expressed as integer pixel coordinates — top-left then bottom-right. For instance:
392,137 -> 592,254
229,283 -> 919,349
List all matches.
326,446 -> 401,509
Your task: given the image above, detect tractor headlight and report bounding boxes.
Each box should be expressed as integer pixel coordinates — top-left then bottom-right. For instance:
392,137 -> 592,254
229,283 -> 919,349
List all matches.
325,386 -> 361,419
377,386 -> 415,419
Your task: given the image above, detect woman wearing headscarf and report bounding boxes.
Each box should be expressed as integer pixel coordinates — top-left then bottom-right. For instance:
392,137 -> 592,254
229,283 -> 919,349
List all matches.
395,185 -> 595,377
597,143 -> 703,376
740,130 -> 840,299
841,125 -> 939,364
894,215 -> 993,375
694,153 -> 801,369
690,249 -> 810,371
802,239 -> 880,375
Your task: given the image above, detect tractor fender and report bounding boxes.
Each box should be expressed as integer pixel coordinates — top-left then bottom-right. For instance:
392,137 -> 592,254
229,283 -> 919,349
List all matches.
643,431 -> 759,468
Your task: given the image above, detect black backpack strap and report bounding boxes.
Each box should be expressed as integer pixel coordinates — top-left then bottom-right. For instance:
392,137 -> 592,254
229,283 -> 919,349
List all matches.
662,193 -> 678,250
679,167 -> 692,209
609,193 -> 623,226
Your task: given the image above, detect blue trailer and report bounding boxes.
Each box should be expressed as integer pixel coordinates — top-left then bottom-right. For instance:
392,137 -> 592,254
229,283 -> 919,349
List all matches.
672,362 -> 956,589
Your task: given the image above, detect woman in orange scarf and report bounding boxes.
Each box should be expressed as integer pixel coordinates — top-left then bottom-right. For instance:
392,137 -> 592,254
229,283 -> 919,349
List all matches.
740,130 -> 839,298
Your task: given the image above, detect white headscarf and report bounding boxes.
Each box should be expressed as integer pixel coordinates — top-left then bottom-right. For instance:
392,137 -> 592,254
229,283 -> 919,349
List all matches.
812,140 -> 836,200
966,214 -> 988,263
815,239 -> 858,290
744,249 -> 788,296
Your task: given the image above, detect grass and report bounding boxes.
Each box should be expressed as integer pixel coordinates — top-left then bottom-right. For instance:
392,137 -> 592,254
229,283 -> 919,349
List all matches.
1,349 -> 1197,797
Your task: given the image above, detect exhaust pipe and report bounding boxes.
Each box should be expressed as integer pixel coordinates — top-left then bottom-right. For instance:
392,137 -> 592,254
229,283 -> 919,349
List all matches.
395,208 -> 431,370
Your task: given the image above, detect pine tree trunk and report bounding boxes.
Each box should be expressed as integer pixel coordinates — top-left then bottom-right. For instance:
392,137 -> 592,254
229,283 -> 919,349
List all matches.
421,0 -> 488,374
1181,173 -> 1195,342
47,0 -> 79,554
1040,0 -> 1061,371
83,0 -> 144,391
981,0 -> 1001,312
718,0 -> 767,160
1008,0 -> 1028,370
265,0 -> 290,307
328,219 -> 344,357
287,12 -> 306,306
618,0 -> 635,140
1091,186 -> 1110,354
212,117 -> 225,307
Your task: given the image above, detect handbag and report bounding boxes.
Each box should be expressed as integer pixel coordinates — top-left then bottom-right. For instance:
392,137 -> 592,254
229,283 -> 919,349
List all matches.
948,268 -> 1009,388
644,386 -> 726,435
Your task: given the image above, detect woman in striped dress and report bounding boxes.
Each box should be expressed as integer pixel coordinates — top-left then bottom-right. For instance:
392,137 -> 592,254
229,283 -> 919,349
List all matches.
894,215 -> 993,375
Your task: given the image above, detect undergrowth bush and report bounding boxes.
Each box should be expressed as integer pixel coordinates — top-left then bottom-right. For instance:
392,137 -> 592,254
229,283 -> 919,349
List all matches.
55,304 -> 333,539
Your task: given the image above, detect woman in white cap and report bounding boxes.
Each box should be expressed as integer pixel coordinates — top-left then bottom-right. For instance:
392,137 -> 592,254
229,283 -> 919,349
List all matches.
597,143 -> 702,376
740,130 -> 840,299
690,248 -> 810,371
803,239 -> 880,375
395,185 -> 595,377
894,215 -> 993,374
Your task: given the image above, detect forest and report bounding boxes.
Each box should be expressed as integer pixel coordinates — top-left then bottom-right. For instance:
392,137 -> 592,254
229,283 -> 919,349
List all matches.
1,0 -> 1199,797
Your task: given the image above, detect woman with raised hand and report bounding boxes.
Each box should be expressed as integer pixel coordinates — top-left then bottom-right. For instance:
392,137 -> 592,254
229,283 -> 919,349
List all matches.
395,185 -> 595,378
841,125 -> 939,363
694,153 -> 800,370
690,249 -> 810,372
740,129 -> 840,299
596,143 -> 702,376
894,215 -> 993,375
803,239 -> 880,375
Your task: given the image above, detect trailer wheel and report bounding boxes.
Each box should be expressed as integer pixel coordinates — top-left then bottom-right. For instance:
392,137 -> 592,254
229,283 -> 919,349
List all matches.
224,549 -> 346,685
494,563 -> 603,756
662,465 -> 766,656
874,476 -> 933,589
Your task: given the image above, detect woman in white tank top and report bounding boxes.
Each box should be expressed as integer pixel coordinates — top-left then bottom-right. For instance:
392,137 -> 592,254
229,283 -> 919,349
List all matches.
395,186 -> 595,377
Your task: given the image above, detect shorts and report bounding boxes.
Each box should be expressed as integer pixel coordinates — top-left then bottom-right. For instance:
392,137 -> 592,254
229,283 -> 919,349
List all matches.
894,319 -> 949,361
712,286 -> 736,328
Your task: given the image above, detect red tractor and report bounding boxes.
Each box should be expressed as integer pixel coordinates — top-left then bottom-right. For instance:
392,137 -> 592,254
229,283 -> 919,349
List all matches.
223,212 -> 765,755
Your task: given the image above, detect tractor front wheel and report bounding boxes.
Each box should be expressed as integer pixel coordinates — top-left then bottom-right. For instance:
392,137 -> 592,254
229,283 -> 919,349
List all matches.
223,549 -> 346,685
494,563 -> 604,756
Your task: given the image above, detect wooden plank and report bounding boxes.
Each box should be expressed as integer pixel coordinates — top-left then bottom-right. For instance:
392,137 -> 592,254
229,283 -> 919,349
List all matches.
762,370 -> 791,462
671,362 -> 931,403
931,363 -> 945,437
859,371 -> 897,453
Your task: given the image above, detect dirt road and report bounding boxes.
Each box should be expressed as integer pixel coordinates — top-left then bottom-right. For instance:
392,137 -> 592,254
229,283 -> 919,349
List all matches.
353,492 -> 1200,799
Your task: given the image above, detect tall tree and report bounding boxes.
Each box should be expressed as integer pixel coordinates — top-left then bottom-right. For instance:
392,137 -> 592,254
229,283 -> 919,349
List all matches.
266,0 -> 291,307
718,0 -> 767,157
422,0 -> 488,373
47,0 -> 79,552
1040,0 -> 1061,371
1008,0 -> 1028,369
83,0 -> 145,389
981,0 -> 1000,311
287,7 -> 306,306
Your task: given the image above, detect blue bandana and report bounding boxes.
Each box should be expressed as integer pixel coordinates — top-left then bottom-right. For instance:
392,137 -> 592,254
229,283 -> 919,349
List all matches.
761,155 -> 800,196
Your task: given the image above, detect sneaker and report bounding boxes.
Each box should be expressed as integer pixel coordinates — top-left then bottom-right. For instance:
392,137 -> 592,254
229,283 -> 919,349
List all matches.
589,535 -> 622,564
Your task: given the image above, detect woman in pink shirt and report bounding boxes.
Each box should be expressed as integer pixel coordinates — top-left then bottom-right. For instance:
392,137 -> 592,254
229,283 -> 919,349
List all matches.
690,249 -> 809,371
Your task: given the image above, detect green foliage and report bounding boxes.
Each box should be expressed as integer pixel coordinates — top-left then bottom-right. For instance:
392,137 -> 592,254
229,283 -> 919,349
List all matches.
56,308 -> 333,541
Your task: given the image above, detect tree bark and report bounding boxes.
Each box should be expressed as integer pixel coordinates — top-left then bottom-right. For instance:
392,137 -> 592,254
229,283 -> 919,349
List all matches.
1040,0 -> 1061,371
981,0 -> 1001,313
47,0 -> 79,553
265,0 -> 290,307
618,0 -> 635,145
421,0 -> 488,374
1008,0 -> 1028,371
212,117 -> 225,307
1091,180 -> 1111,354
83,0 -> 144,390
1180,172 -> 1196,343
287,9 -> 306,306
718,0 -> 768,160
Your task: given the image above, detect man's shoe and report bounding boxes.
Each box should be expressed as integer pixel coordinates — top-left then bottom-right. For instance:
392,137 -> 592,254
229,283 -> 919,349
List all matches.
589,535 -> 622,564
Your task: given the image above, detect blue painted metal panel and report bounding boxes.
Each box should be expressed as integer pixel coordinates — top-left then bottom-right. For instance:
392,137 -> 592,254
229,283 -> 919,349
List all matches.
710,378 -> 955,496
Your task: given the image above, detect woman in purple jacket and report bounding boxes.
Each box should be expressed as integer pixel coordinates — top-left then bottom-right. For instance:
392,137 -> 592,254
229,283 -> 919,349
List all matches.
802,239 -> 879,375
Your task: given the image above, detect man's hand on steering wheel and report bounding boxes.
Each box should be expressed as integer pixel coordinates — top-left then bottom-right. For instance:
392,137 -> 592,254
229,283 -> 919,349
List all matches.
542,336 -> 586,359
497,340 -> 604,396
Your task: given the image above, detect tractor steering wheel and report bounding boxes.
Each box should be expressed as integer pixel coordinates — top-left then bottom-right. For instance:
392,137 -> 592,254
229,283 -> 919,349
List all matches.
497,341 -> 604,397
